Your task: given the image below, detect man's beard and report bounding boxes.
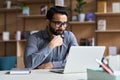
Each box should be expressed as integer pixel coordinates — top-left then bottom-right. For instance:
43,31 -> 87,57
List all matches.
49,24 -> 64,35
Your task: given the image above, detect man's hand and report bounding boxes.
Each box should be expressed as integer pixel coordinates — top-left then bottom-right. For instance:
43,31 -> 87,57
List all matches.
37,62 -> 54,69
49,35 -> 63,49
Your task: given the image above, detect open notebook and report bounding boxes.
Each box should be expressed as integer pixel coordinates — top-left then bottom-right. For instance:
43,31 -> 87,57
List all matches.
50,46 -> 105,74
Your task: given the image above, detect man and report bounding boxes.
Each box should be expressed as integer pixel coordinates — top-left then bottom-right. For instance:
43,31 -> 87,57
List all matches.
24,6 -> 78,69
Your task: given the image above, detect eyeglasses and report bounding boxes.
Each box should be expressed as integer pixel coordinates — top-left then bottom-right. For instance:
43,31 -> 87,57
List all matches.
50,20 -> 68,28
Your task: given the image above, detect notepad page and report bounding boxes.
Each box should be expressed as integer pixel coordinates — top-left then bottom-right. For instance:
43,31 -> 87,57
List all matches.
109,55 -> 120,71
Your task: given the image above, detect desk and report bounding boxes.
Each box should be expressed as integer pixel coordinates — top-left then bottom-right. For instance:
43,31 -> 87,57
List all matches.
0,69 -> 87,80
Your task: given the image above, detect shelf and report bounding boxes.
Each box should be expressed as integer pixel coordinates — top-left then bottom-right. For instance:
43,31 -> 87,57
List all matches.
95,30 -> 120,33
0,8 -> 22,13
18,15 -> 46,19
17,0 -> 54,4
95,12 -> 120,16
0,40 -> 26,42
69,21 -> 95,25
17,40 -> 26,42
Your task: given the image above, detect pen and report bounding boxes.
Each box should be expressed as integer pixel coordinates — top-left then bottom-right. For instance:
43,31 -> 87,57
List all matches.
96,59 -> 113,75
102,57 -> 113,73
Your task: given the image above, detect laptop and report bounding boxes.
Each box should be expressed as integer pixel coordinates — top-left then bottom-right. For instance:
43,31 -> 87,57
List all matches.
50,46 -> 105,74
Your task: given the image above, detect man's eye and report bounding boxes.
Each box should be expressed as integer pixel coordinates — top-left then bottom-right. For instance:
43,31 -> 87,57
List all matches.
64,22 -> 67,24
56,22 -> 61,25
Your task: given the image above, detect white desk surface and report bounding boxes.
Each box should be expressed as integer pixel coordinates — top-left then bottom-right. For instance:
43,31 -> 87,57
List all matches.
0,69 -> 87,80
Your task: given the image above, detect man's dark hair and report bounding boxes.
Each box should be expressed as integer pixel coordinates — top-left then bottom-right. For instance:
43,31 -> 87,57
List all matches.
46,6 -> 68,20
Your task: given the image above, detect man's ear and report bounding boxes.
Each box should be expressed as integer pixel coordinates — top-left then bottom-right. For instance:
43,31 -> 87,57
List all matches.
46,19 -> 50,26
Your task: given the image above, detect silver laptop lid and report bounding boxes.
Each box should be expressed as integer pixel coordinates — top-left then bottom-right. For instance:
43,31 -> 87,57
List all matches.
63,46 -> 105,73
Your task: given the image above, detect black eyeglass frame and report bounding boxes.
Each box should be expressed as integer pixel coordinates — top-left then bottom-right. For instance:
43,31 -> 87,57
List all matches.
50,20 -> 69,28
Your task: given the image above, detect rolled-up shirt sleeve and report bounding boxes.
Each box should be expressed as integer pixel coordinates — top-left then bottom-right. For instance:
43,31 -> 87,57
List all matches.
52,59 -> 66,68
24,34 -> 52,68
52,61 -> 62,68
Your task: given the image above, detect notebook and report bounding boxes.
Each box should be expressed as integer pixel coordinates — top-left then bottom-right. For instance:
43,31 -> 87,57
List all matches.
50,46 -> 105,74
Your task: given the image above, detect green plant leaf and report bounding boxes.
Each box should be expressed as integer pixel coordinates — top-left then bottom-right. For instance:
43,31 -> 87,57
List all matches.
74,0 -> 87,13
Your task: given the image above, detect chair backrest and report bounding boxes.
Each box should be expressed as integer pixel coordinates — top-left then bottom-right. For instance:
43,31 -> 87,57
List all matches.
0,56 -> 16,70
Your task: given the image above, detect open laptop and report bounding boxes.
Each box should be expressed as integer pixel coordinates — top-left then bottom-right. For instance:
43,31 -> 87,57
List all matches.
50,46 -> 105,74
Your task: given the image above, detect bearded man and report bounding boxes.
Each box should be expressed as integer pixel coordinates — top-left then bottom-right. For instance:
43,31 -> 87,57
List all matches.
24,6 -> 78,69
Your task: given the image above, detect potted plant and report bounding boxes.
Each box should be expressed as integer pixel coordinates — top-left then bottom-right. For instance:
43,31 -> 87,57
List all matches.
74,0 -> 87,22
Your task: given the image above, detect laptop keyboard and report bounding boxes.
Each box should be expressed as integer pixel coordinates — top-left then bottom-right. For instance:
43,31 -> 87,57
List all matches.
50,69 -> 64,73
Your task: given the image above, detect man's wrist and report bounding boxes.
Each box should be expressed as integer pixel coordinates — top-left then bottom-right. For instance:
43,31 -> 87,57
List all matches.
48,43 -> 56,49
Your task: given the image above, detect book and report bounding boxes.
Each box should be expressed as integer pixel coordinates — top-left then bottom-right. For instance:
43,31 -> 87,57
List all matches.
4,0 -> 11,9
80,38 -> 87,46
40,5 -> 47,15
22,6 -> 29,15
112,2 -> 120,13
80,37 -> 94,46
9,68 -> 31,75
2,31 -> 10,41
97,19 -> 106,31
55,0 -> 64,6
108,46 -> 117,55
87,37 -> 95,46
97,1 -> 107,13
16,31 -> 21,40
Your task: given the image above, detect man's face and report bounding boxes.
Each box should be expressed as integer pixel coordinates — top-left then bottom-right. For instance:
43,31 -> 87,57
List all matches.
48,13 -> 68,35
